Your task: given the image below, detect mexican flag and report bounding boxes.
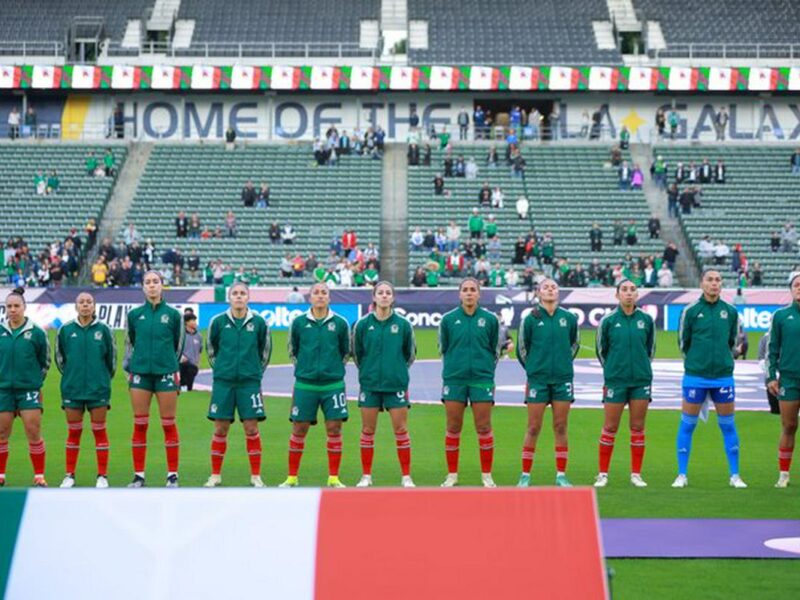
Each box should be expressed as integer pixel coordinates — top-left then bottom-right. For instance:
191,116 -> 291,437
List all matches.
0,65 -> 21,88
788,67 -> 800,91
429,66 -> 459,90
70,65 -> 101,89
271,66 -> 301,90
469,66 -> 499,90
390,66 -> 419,90
509,66 -> 539,91
748,67 -> 778,91
707,67 -> 740,91
191,66 -> 221,90
349,66 -> 379,90
668,67 -> 698,91
151,66 -> 181,89
628,67 -> 658,91
548,66 -> 579,91
588,67 -> 619,91
112,65 -> 140,89
31,65 -> 62,89
230,65 -> 261,90
310,66 -> 340,90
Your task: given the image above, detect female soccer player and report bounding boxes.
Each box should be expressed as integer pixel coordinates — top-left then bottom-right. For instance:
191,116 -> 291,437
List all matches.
124,270 -> 184,488
0,288 -> 50,486
204,283 -> 271,488
516,278 -> 579,487
352,281 -> 416,488
438,277 -> 501,488
673,268 -> 746,488
767,273 -> 800,488
55,292 -> 116,488
280,282 -> 351,488
593,280 -> 655,488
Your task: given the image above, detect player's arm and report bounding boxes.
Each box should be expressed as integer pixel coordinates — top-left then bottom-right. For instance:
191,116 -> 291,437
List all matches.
36,327 -> 51,380
105,324 -> 118,377
338,318 -> 350,363
646,315 -> 656,360
766,313 -> 781,383
259,321 -> 272,372
489,313 -> 501,362
569,315 -> 580,359
516,316 -> 529,368
437,317 -> 448,356
404,320 -> 417,368
678,306 -> 691,356
595,316 -> 607,366
54,326 -> 66,373
123,313 -> 135,372
173,309 -> 185,361
287,318 -> 299,364
206,316 -> 219,369
350,320 -> 362,367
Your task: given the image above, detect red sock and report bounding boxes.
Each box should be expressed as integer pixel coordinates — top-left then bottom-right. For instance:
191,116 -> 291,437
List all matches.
555,445 -> 569,473
91,422 -> 109,476
29,440 -> 46,477
445,431 -> 461,474
210,433 -> 228,476
478,430 -> 494,474
65,421 -> 83,475
0,441 -> 8,478
132,414 -> 149,473
161,417 -> 179,473
246,432 -> 262,477
288,434 -> 306,476
779,446 -> 793,472
360,431 -> 375,475
598,428 -> 617,474
395,430 -> 411,476
521,445 -> 535,474
630,429 -> 646,475
327,434 -> 343,477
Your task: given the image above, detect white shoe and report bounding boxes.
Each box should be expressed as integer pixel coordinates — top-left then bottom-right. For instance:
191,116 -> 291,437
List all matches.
250,475 -> 265,488
481,473 -> 497,488
401,475 -> 416,488
441,473 -> 459,487
593,473 -> 608,488
775,472 -> 790,488
95,475 -> 109,489
729,474 -> 748,489
671,474 -> 688,488
203,474 -> 222,488
59,475 -> 75,489
630,474 -> 648,488
356,475 -> 373,488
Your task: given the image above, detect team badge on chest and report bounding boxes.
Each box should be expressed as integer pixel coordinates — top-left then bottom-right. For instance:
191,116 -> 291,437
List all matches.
94,331 -> 103,340
161,314 -> 169,324
327,322 -> 336,331
478,318 -> 486,328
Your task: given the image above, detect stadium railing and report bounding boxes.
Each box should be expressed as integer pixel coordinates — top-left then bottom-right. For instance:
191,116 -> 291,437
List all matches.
0,41 -> 64,59
653,43 -> 800,61
104,41 -> 378,60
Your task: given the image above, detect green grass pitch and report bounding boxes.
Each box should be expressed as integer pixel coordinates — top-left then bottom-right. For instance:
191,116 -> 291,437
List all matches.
1,328 -> 796,598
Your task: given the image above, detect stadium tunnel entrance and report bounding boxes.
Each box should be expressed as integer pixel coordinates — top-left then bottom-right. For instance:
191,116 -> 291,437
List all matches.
472,98 -> 556,139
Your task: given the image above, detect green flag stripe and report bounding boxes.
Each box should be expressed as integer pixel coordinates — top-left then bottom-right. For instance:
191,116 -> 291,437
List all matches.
0,491 -> 27,599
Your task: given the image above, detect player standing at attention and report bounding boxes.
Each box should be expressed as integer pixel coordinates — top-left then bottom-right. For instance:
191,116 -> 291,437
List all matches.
204,283 -> 271,488
55,292 -> 116,488
0,288 -> 50,487
593,280 -> 655,488
767,273 -> 800,488
124,270 -> 184,488
673,268 -> 746,488
352,281 -> 416,488
516,278 -> 579,487
439,278 -> 501,488
280,282 -> 351,488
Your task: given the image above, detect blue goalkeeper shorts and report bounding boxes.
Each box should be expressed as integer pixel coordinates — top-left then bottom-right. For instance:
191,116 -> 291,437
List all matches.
682,375 -> 735,405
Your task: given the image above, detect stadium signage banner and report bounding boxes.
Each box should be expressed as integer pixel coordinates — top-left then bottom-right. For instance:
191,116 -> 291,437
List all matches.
197,303 -> 361,330
665,304 -> 782,332
3,64 -> 800,92
0,303 -> 198,330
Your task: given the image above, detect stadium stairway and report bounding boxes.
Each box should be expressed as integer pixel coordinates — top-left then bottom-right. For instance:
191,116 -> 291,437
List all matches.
380,143 -> 409,285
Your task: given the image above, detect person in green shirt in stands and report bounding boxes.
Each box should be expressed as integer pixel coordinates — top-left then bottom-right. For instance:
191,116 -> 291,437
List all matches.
489,264 -> 506,287
438,126 -> 450,149
313,266 -> 327,283
364,266 -> 379,286
249,268 -> 260,286
468,208 -> 484,240
619,125 -> 630,150
34,170 -> 46,195
426,268 -> 440,288
485,215 -> 498,239
103,148 -> 116,176
353,267 -> 366,287
46,170 -> 59,194
86,152 -> 98,176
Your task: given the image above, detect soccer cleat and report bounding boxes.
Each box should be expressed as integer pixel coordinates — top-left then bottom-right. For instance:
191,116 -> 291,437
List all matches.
555,473 -> 572,488
278,476 -> 298,488
166,474 -> 179,488
59,474 -> 76,489
775,472 -> 790,488
729,474 -> 748,489
33,476 -> 48,488
250,476 -> 265,488
203,474 -> 222,488
671,474 -> 688,488
481,473 -> 497,488
95,475 -> 109,489
630,474 -> 648,488
401,475 -> 416,488
516,473 -> 531,488
440,473 -> 459,487
593,473 -> 609,488
128,475 -> 146,488
327,476 -> 346,488
356,475 -> 373,488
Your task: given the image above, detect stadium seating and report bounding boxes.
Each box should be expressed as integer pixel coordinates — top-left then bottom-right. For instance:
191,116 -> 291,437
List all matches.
120,144 -> 381,285
654,145 -> 799,287
407,0 -> 622,65
0,144 -> 126,254
408,144 -> 664,284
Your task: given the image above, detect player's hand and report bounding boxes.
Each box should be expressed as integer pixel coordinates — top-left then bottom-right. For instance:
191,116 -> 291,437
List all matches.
767,380 -> 780,397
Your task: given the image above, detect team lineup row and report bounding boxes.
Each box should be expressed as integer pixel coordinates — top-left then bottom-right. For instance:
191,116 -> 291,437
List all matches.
0,270 -> 798,490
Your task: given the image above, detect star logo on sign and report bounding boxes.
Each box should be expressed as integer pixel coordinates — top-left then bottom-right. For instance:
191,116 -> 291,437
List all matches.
621,109 -> 646,134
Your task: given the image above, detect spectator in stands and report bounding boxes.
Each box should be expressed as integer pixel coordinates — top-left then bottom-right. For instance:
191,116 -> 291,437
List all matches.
485,215 -> 498,240
83,151 -> 98,176
511,149 -> 526,179
657,262 -> 673,287
590,108 -> 602,140
618,161 -> 631,190
580,110 -> 590,138
714,107 -> 729,141
123,222 -> 140,247
662,242 -> 679,271
698,235 -> 714,264
375,126 -> 386,153
651,155 -> 667,189
713,239 -> 730,265
679,186 -> 695,214
34,170 -> 46,195
454,155 -> 466,177
506,127 -> 519,148
338,130 -> 352,156
648,216 -> 661,239
103,149 -> 116,177
292,253 -> 306,278
91,257 -> 108,287
425,265 -> 440,288
256,182 -> 270,208
422,143 -> 431,166
698,159 -> 713,184
674,162 -> 686,184
342,229 -> 357,253
465,157 -> 478,180
241,180 -> 257,207
457,108 -> 470,140
225,125 -> 236,150
24,106 -> 37,134
185,213 -> 200,239
407,143 -> 420,166
619,126 -> 630,151
443,154 -> 454,177
486,145 -> 498,168
612,220 -> 624,246
655,108 -> 666,139
438,125 -> 450,150
668,108 -> 680,139
433,173 -> 445,196
781,222 -> 798,253
686,162 -> 698,184
714,160 -> 726,184
468,208 -> 484,240
477,181 -> 491,207
175,211 -> 188,238
791,148 -> 800,175
516,195 -> 529,221
407,227 -> 423,252
112,104 -> 124,138
767,229 -> 783,252
667,183 -> 679,218
279,254 -> 293,278
610,146 -> 622,167
474,105 -> 486,139
281,222 -> 297,244
313,138 -> 326,165
432,228 -> 447,252
84,218 -> 97,250
225,211 -> 238,238
408,107 -> 420,132
491,186 -> 504,209
749,262 -> 763,286
408,267 -> 424,287
421,229 -> 436,252
187,249 -> 200,279
642,260 -> 657,288
590,223 -> 603,252
46,170 -> 60,195
7,106 -> 20,140
265,221 -> 279,245
631,165 -> 644,190
731,244 -> 747,274
626,221 -> 638,246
